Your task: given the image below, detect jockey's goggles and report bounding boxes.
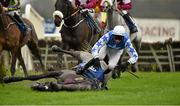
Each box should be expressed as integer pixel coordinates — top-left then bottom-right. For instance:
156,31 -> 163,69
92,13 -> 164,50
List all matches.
113,35 -> 124,40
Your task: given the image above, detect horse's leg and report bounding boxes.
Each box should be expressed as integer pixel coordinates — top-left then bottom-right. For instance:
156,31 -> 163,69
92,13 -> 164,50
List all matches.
17,49 -> 28,77
130,32 -> 142,72
130,31 -> 142,51
0,47 -> 5,80
52,45 -> 84,62
56,42 -> 71,69
10,49 -> 18,76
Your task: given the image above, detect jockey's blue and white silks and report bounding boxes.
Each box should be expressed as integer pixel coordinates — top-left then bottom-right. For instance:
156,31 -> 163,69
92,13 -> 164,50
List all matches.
84,66 -> 104,83
75,63 -> 104,82
91,31 -> 138,65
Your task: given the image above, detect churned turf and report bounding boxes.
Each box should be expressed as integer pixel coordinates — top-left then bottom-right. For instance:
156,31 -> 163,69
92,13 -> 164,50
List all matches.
0,72 -> 180,105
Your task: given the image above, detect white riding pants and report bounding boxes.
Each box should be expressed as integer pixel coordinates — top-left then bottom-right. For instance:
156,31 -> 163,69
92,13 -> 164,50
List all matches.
98,45 -> 123,70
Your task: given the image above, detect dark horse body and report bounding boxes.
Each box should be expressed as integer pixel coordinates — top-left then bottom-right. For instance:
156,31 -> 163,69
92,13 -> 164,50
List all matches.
54,0 -> 99,50
0,3 -> 44,77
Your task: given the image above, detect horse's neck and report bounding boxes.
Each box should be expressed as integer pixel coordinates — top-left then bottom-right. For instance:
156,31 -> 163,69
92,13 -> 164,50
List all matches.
107,10 -> 125,29
64,12 -> 79,26
107,9 -> 129,34
64,17 -> 76,26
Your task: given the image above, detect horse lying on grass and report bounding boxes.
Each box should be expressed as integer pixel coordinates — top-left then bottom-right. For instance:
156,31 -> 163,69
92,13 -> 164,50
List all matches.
3,46 -> 113,91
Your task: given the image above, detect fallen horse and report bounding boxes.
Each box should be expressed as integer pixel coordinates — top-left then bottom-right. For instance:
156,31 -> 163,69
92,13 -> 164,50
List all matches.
3,46 -> 111,91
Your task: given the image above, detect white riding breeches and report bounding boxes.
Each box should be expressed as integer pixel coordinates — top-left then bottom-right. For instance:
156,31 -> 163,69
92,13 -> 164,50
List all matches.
98,45 -> 124,70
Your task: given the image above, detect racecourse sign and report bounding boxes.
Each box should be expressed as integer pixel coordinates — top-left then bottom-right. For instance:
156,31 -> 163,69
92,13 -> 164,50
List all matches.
137,18 -> 180,43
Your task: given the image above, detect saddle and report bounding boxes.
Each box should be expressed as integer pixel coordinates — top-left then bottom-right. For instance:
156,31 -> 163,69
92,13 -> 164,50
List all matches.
8,14 -> 31,44
9,14 -> 31,35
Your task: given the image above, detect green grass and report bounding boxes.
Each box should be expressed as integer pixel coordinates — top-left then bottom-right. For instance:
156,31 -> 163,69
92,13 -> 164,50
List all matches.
0,72 -> 180,105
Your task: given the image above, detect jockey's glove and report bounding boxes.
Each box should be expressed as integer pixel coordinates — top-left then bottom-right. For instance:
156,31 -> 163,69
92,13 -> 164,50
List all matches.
120,62 -> 130,72
75,66 -> 85,75
75,68 -> 84,75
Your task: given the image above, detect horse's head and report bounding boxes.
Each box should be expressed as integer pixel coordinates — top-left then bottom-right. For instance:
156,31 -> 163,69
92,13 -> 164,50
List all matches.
53,0 -> 74,27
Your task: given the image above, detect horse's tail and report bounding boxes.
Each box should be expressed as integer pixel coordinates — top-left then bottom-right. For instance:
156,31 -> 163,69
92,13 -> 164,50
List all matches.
27,40 -> 45,72
23,18 -> 46,72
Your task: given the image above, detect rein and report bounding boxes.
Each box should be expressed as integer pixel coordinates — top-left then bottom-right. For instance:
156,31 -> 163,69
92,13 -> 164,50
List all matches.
63,9 -> 80,20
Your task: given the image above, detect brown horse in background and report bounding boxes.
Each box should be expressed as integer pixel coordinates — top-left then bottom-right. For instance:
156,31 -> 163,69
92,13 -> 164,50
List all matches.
0,3 -> 45,77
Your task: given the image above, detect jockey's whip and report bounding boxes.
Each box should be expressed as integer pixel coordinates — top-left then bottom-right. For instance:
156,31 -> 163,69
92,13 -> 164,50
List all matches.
127,71 -> 140,79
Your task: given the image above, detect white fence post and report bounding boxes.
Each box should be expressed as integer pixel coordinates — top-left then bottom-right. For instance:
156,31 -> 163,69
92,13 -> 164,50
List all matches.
149,44 -> 163,72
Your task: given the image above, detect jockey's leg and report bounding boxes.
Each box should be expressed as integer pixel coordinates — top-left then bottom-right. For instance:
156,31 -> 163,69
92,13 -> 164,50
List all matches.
108,49 -> 123,79
121,11 -> 138,33
13,13 -> 31,36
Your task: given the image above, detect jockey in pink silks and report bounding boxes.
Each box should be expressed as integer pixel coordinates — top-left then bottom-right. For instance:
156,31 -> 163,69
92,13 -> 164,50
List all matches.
116,0 -> 138,33
74,0 -> 102,33
75,0 -> 98,9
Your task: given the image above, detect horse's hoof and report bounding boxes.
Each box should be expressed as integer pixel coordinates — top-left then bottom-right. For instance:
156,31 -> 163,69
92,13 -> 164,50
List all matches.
31,82 -> 49,91
51,45 -> 60,52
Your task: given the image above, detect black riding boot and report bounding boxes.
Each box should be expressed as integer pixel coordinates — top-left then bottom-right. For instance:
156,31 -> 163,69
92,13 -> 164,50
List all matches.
83,11 -> 101,34
122,13 -> 138,33
14,14 -> 31,35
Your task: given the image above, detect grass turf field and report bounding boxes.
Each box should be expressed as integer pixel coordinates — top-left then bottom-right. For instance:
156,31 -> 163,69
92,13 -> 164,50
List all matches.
0,72 -> 180,105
